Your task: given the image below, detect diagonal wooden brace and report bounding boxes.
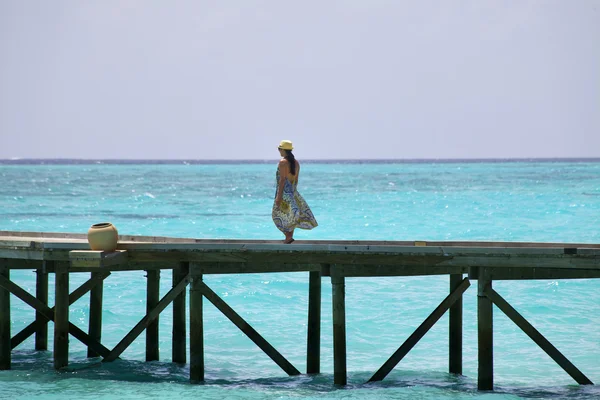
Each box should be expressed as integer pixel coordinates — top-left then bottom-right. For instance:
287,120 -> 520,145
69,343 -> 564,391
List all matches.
0,274 -> 112,358
483,286 -> 593,385
200,281 -> 301,376
11,272 -> 110,349
369,277 -> 471,382
103,273 -> 191,362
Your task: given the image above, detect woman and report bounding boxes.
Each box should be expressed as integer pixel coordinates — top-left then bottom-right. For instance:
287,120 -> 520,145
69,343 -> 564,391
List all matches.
272,140 -> 318,243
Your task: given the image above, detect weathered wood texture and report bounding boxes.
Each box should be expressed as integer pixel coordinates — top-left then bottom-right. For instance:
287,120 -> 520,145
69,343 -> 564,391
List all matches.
2,232 -> 600,279
12,271 -> 109,349
369,278 -> 470,382
449,274 -> 463,375
484,286 -> 593,385
146,270 -> 160,362
189,267 -> 204,383
87,271 -> 104,358
306,269 -> 322,374
54,264 -> 69,369
331,272 -> 347,385
4,272 -> 111,358
110,250 -> 600,272
477,270 -> 493,391
173,262 -> 189,364
35,263 -> 49,351
1,232 -> 600,388
0,261 -> 10,370
3,230 -> 600,249
489,268 -> 600,280
69,250 -> 128,268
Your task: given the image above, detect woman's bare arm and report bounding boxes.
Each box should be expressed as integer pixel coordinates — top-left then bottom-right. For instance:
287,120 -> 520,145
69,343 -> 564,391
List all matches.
276,159 -> 288,206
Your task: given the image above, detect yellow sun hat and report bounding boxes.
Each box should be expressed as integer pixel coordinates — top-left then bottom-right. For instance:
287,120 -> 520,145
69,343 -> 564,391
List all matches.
278,140 -> 294,150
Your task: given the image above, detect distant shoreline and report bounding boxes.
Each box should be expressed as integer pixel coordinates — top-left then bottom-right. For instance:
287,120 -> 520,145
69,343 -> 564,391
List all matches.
1,158 -> 600,165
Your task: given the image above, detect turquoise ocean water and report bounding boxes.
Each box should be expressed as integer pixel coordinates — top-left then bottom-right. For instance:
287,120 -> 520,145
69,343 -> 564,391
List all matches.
0,160 -> 599,400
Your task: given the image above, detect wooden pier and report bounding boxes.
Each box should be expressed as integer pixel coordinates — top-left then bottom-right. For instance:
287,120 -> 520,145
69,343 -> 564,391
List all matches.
1,230 -> 599,390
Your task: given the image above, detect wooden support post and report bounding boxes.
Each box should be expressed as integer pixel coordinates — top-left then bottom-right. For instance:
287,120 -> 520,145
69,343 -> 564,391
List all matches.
0,273 -> 111,358
485,286 -> 593,385
12,272 -> 110,350
0,261 -> 10,370
54,263 -> 70,370
189,265 -> 204,383
173,262 -> 189,364
87,271 -> 104,358
331,269 -> 347,386
449,273 -> 463,375
146,269 -> 160,362
35,262 -> 49,351
307,269 -> 322,374
477,268 -> 493,390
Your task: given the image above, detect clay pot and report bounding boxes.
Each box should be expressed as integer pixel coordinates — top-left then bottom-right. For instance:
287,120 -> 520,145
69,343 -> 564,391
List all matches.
87,222 -> 119,251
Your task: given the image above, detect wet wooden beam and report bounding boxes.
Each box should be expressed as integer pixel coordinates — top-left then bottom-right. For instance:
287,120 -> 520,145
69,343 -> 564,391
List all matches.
70,323 -> 112,358
307,269 -> 322,374
194,262 -> 321,274
35,262 -> 50,351
104,273 -> 190,362
0,261 -> 10,370
11,271 -> 110,349
337,264 -> 465,277
146,270 -> 160,361
0,248 -> 45,261
87,271 -> 104,358
172,262 -> 189,364
489,268 -> 600,280
67,262 -> 180,273
200,281 -> 300,376
369,277 -> 470,382
1,273 -> 110,358
478,269 -> 493,390
54,264 -> 69,369
189,266 -> 204,383
0,259 -> 40,270
331,270 -> 347,385
449,273 -> 463,375
484,286 -> 593,385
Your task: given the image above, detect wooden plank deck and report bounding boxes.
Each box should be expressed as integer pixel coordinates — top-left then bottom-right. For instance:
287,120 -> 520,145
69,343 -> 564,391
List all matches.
0,230 -> 599,390
1,231 -> 600,279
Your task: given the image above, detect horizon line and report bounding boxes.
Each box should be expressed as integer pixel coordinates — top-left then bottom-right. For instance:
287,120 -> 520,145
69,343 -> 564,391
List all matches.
1,157 -> 600,165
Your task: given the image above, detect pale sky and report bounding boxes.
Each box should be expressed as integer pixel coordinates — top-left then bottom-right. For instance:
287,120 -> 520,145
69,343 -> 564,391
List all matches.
1,1 -> 599,160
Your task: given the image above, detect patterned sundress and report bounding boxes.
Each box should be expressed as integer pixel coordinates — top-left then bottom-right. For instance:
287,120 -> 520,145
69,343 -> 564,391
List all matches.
272,169 -> 318,233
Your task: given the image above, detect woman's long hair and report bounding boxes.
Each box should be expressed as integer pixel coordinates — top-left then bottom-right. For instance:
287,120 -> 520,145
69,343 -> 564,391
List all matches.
284,150 -> 296,175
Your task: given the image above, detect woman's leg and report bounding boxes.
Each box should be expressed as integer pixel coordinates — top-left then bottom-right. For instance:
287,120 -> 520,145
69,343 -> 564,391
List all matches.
284,229 -> 295,243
